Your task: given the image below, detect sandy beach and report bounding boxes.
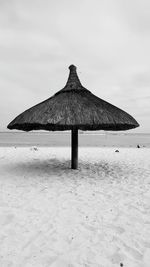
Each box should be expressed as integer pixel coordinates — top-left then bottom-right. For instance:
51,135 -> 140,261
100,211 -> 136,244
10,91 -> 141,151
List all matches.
0,146 -> 150,267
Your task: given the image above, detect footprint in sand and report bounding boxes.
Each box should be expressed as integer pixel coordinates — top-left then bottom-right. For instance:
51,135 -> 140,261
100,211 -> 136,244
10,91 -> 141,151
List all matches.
123,243 -> 143,261
110,252 -> 125,265
50,259 -> 75,267
109,224 -> 125,235
143,241 -> 150,248
0,214 -> 14,226
143,248 -> 150,267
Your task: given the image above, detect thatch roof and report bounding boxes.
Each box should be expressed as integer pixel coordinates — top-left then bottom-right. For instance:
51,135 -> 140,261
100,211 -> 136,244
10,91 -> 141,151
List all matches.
7,65 -> 139,131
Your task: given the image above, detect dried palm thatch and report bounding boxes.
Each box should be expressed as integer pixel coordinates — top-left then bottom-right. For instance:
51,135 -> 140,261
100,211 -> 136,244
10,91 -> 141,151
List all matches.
7,65 -> 139,169
8,65 -> 139,131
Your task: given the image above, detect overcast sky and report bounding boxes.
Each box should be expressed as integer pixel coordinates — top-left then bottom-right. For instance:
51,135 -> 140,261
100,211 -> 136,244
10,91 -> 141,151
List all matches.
0,0 -> 150,132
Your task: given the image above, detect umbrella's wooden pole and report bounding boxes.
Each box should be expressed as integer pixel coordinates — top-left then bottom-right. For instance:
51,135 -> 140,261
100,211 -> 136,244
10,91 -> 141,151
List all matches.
71,128 -> 78,169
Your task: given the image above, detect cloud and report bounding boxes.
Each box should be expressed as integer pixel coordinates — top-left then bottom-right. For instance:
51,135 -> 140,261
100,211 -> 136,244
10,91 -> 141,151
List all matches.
0,0 -> 150,132
116,0 -> 150,34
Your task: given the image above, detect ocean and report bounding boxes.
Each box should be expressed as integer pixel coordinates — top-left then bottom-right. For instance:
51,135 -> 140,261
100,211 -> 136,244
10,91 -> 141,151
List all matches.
0,132 -> 149,147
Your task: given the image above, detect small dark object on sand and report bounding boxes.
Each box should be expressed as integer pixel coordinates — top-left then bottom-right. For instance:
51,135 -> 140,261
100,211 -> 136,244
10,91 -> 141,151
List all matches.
30,147 -> 38,151
115,150 -> 119,152
120,263 -> 123,267
137,144 -> 140,148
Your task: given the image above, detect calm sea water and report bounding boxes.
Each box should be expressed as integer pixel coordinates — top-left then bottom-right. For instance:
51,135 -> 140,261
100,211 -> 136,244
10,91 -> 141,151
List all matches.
0,132 -> 150,147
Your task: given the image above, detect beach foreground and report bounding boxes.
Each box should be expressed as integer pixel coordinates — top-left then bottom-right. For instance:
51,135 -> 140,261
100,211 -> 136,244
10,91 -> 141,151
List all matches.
0,147 -> 150,267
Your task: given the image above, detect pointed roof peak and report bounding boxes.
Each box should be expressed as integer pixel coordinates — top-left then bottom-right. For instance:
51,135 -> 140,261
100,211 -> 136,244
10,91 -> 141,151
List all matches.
55,65 -> 88,95
65,64 -> 81,88
69,64 -> 77,71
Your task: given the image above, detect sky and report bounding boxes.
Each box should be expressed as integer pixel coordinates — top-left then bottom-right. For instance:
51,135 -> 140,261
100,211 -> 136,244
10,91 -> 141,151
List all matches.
0,0 -> 150,133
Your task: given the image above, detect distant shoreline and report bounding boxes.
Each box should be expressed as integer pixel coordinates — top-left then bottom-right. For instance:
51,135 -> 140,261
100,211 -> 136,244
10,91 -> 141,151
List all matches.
0,131 -> 150,135
0,132 -> 149,147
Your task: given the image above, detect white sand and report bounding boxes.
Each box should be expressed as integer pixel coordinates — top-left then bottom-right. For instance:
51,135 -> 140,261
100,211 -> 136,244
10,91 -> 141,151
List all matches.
0,147 -> 150,267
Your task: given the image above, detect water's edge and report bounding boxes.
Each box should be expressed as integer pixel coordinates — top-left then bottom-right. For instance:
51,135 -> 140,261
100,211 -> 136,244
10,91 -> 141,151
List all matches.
0,132 -> 149,147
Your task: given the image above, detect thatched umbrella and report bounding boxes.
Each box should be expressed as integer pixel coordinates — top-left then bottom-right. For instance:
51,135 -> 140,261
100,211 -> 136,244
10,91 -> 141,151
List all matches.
7,65 -> 139,169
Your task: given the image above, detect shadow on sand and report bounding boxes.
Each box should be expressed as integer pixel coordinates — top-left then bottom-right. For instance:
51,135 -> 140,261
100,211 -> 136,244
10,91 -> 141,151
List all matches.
5,157 -> 136,182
